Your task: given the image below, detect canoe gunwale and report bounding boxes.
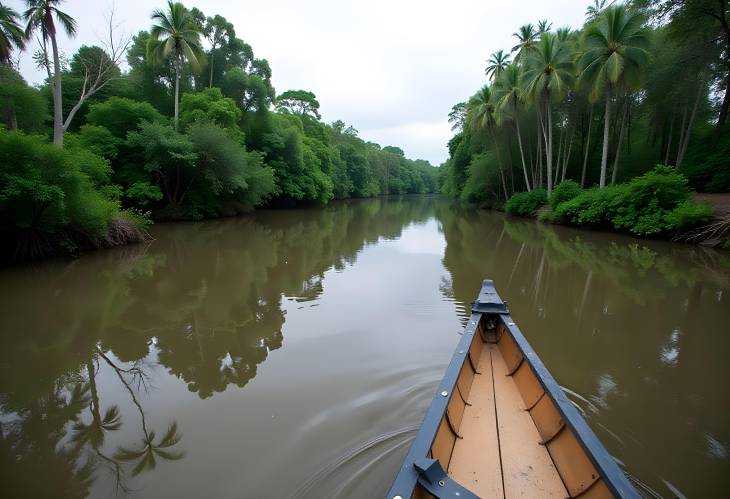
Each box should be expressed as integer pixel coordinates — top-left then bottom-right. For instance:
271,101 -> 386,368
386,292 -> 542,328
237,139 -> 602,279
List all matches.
384,279 -> 640,499
385,311 -> 484,498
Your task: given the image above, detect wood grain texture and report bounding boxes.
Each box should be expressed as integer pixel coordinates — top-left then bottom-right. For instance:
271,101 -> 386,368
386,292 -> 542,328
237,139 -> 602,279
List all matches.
491,342 -> 568,498
447,345 -> 503,498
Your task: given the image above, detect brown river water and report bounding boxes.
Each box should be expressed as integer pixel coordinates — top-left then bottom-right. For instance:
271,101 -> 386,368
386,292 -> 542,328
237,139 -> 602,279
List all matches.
1,197 -> 728,498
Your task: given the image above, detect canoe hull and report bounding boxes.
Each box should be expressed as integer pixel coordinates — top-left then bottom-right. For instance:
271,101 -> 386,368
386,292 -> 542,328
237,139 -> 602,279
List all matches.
385,279 -> 639,499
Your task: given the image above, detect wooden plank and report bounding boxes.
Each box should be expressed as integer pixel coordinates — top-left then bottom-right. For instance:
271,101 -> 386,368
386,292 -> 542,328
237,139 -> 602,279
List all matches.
447,344 -> 503,498
491,342 -> 568,498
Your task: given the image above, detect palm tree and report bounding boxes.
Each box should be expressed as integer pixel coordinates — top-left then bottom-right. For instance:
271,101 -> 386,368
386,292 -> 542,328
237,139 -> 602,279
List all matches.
577,6 -> 649,188
556,27 -> 572,42
524,33 -> 574,196
585,0 -> 611,22
469,86 -> 509,199
147,0 -> 204,128
511,24 -> 537,62
485,49 -> 511,81
494,64 -> 531,191
0,3 -> 25,64
23,0 -> 76,146
114,422 -> 185,476
537,19 -> 553,34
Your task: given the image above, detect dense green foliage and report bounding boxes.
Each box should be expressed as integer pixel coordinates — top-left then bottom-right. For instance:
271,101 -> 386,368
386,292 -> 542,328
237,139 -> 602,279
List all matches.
552,166 -> 714,235
0,1 -> 437,261
441,0 -> 729,240
0,130 -> 144,258
549,180 -> 582,210
505,188 -> 547,216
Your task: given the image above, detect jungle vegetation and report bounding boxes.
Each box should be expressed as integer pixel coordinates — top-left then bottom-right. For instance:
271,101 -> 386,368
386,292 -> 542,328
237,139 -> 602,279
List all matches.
441,0 -> 729,240
0,0 -> 438,261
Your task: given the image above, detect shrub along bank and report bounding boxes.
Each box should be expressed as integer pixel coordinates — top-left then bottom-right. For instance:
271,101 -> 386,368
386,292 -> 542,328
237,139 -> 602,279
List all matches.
504,165 -> 718,243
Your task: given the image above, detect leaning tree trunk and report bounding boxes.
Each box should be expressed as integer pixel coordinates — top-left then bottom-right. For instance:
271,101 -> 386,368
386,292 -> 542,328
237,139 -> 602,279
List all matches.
515,118 -> 531,191
581,108 -> 593,187
599,91 -> 611,188
562,128 -> 574,183
611,98 -> 629,185
50,33 -> 64,146
676,73 -> 705,169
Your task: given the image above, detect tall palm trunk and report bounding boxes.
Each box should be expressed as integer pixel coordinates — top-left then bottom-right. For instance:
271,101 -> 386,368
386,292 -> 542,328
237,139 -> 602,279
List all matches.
492,133 -> 509,200
580,108 -> 593,187
546,95 -> 554,196
174,52 -> 181,129
50,31 -> 64,146
514,118 -> 531,191
599,91 -> 611,188
562,129 -> 574,182
611,98 -> 629,184
208,53 -> 214,88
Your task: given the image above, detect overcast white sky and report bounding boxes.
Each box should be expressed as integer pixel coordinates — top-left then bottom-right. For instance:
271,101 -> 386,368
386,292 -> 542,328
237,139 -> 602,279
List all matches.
9,0 -> 590,165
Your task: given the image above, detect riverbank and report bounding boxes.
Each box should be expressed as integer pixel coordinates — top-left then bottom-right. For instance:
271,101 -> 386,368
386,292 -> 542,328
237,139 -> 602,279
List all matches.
503,167 -> 729,250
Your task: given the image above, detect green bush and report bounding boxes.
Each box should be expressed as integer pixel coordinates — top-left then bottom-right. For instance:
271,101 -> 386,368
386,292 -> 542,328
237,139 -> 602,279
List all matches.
87,97 -> 165,139
611,165 -> 692,235
665,200 -> 714,230
505,188 -> 547,216
549,180 -> 582,211
74,124 -> 122,159
553,185 -> 620,226
553,165 -> 713,235
179,88 -> 241,131
0,130 -> 119,258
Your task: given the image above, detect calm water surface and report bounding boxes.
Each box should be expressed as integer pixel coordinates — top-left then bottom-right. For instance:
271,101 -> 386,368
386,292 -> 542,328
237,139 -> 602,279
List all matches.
1,197 -> 729,498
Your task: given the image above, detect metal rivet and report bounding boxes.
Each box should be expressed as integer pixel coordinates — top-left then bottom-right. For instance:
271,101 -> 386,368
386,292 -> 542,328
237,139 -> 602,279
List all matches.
438,480 -> 445,487
393,496 -> 403,499
458,350 -> 464,354
508,322 -> 515,326
441,391 -> 448,397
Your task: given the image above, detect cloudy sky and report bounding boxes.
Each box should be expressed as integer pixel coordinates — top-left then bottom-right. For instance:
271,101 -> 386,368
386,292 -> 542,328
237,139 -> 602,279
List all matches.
10,0 -> 589,165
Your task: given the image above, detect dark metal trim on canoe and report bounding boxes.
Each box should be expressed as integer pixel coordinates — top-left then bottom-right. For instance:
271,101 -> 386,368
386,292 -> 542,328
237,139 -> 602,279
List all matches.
385,311 -> 483,498
385,279 -> 640,499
